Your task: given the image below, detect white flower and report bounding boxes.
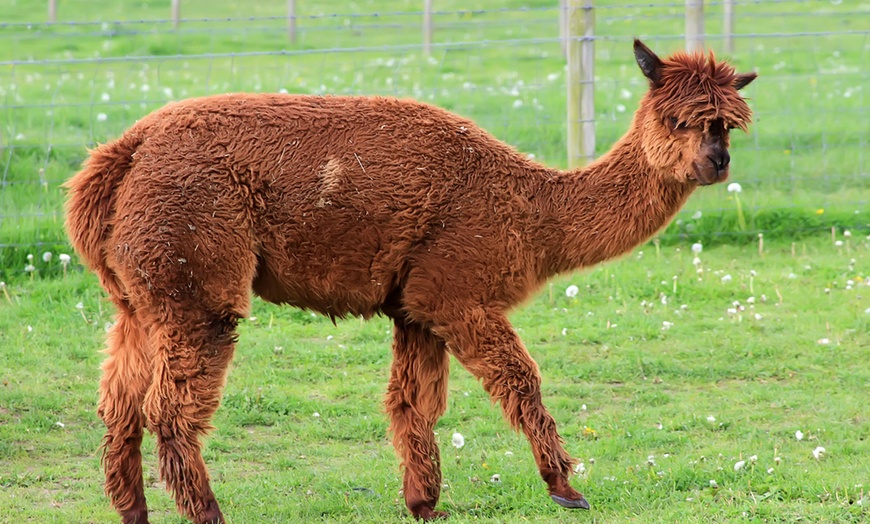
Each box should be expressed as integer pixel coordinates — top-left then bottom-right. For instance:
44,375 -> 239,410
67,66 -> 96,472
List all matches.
312,412 -> 320,418
709,479 -> 718,488
101,92 -> 110,101
795,430 -> 804,441
96,113 -> 108,122
754,313 -> 763,320
662,321 -> 673,330
749,455 -> 758,463
490,474 -> 501,483
721,274 -> 732,283
59,253 -> 71,264
692,211 -> 703,220
835,240 -> 843,247
42,252 -> 52,262
812,446 -> 826,460
581,404 -> 587,411
692,256 -> 702,267
727,182 -> 742,193
574,462 -> 586,475
647,455 -> 656,466
734,460 -> 746,471
727,308 -> 737,315
452,432 -> 465,449
774,456 -> 782,464
561,328 -> 567,336
817,338 -> 831,345
25,264 -> 35,273
843,230 -> 851,237
707,415 -> 716,422
565,285 -> 579,298
27,254 -> 34,263
767,467 -> 774,474
691,243 -> 703,254
55,421 -> 65,428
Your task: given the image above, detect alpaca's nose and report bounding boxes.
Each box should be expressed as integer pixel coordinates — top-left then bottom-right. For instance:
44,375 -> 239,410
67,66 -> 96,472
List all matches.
710,151 -> 730,172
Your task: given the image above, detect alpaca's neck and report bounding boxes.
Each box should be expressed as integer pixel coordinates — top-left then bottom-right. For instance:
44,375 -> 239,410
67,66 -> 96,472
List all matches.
537,130 -> 695,277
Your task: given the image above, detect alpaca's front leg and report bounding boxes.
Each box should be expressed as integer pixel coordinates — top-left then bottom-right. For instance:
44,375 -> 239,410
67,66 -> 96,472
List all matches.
436,309 -> 590,511
385,320 -> 450,520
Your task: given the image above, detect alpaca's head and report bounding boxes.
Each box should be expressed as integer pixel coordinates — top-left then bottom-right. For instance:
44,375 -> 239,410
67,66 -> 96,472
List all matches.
633,39 -> 756,186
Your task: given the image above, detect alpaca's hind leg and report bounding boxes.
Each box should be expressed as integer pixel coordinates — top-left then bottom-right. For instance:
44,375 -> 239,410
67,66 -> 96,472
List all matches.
99,309 -> 153,524
435,309 -> 589,510
385,320 -> 450,520
138,300 -> 245,524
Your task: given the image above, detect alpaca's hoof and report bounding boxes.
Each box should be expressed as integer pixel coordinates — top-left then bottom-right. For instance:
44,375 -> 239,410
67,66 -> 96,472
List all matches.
550,493 -> 591,510
414,507 -> 449,520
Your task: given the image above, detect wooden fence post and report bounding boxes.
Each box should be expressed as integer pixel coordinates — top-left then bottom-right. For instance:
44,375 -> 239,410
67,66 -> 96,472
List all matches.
287,0 -> 297,43
723,0 -> 734,53
48,0 -> 57,23
566,0 -> 595,168
423,0 -> 433,56
559,0 -> 567,57
685,0 -> 704,52
172,0 -> 181,30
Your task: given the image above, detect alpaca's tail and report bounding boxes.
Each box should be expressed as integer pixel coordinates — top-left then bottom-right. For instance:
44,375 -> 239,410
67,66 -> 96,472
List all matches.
64,132 -> 143,305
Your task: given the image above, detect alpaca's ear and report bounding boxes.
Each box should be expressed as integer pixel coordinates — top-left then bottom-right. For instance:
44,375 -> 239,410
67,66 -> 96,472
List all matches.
634,39 -> 664,87
733,72 -> 757,90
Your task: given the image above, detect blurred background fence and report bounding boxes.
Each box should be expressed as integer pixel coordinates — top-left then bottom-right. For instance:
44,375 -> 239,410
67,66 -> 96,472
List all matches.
0,0 -> 867,276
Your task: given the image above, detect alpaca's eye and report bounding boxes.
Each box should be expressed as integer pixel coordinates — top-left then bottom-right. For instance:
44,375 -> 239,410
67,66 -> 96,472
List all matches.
668,117 -> 687,130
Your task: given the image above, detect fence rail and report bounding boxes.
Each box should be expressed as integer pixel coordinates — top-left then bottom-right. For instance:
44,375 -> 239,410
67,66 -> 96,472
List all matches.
1,1 -> 867,275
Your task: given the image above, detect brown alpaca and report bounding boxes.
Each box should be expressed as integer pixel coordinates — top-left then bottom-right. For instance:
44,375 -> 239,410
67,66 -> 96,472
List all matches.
64,40 -> 755,523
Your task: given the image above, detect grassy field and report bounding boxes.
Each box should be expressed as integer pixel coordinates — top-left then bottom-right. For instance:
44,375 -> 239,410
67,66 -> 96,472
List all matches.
1,235 -> 868,522
1,0 -> 869,273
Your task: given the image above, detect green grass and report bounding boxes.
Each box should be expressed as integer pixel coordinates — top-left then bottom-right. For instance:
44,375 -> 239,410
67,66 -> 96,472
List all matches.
1,235 -> 868,522
1,0 -> 869,272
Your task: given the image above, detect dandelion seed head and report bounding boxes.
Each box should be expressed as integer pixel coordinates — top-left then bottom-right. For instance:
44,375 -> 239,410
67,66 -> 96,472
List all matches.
24,264 -> 35,273
734,460 -> 746,471
707,415 -> 716,422
42,252 -> 52,262
96,113 -> 108,122
691,243 -> 703,254
767,467 -> 774,474
721,274 -> 733,283
709,479 -> 718,488
692,210 -> 703,220
565,285 -> 579,298
490,474 -> 501,483
59,253 -> 71,264
812,446 -> 826,459
835,240 -> 844,247
727,182 -> 742,193
452,432 -> 465,449
795,430 -> 804,441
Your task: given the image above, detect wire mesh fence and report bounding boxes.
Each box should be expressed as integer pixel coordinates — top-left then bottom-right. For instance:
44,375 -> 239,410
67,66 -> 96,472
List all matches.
0,0 -> 867,275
